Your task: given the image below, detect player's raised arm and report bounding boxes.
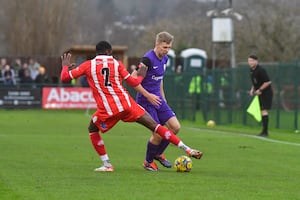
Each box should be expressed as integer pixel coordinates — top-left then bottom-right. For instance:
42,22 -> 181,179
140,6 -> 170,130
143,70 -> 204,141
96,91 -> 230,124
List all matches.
60,53 -> 72,82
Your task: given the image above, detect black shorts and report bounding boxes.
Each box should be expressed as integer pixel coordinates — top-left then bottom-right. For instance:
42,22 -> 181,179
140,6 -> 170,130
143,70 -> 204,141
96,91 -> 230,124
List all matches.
259,89 -> 273,110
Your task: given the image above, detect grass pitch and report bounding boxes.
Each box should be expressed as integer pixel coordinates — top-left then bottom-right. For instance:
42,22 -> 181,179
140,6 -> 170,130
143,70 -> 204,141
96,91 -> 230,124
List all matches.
1,109 -> 300,200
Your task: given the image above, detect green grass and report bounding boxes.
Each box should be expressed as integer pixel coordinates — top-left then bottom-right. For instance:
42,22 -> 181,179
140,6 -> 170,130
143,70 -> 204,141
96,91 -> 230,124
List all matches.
1,110 -> 300,200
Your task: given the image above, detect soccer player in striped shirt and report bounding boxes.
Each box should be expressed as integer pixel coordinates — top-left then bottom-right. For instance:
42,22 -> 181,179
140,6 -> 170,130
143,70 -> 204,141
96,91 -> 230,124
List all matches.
60,41 -> 203,172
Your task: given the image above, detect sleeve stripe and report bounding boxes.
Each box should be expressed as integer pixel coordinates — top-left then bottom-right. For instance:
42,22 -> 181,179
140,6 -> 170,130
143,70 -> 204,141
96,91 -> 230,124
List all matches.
69,71 -> 74,79
124,74 -> 130,80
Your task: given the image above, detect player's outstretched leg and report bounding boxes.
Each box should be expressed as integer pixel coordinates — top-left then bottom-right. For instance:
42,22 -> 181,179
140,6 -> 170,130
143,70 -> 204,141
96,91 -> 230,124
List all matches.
154,125 -> 204,160
186,149 -> 203,159
137,115 -> 204,163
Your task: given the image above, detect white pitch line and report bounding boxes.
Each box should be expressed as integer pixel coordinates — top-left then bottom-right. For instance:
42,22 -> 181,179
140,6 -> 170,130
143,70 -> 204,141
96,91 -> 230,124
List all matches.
185,126 -> 300,147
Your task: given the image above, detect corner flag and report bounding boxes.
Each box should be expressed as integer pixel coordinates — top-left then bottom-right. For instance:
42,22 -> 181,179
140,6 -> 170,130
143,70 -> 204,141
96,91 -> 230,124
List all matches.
247,95 -> 262,122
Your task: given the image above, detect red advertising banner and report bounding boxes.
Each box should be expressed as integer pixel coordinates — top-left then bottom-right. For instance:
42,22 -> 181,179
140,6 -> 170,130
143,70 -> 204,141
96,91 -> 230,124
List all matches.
42,87 -> 97,109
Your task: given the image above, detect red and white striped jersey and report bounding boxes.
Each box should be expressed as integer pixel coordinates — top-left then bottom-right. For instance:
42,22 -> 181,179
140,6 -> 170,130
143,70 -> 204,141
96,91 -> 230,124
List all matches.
68,55 -> 133,116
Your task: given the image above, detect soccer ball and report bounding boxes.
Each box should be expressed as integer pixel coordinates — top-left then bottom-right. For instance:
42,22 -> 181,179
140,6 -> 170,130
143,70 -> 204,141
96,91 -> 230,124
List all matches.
174,155 -> 193,172
206,120 -> 216,127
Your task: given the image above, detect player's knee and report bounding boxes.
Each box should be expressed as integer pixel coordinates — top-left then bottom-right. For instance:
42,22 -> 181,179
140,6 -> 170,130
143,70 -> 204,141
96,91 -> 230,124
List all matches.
165,118 -> 181,134
168,125 -> 180,134
173,126 -> 180,134
88,121 -> 99,133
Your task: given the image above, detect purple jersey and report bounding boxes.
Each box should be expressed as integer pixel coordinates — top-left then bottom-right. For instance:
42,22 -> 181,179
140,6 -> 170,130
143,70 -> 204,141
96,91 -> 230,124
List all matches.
136,50 -> 168,105
136,50 -> 175,125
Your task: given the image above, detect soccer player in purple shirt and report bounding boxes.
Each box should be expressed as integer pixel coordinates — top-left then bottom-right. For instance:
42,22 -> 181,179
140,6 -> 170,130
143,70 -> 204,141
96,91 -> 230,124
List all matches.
133,32 -> 203,171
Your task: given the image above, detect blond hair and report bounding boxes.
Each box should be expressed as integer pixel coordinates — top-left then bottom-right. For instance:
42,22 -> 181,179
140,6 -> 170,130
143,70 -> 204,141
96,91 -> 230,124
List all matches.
156,31 -> 174,44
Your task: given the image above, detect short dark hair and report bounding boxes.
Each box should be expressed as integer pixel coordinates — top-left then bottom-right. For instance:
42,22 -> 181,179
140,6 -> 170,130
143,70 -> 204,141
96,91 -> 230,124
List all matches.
96,41 -> 112,54
248,55 -> 258,60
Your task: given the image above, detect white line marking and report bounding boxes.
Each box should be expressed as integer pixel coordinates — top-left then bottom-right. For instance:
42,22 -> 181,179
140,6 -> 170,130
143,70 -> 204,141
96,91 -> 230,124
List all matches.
185,127 -> 300,147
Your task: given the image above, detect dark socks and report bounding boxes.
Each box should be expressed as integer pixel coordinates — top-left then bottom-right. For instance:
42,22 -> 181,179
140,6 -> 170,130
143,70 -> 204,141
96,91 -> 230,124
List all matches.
155,139 -> 170,157
145,141 -> 159,163
262,115 -> 269,135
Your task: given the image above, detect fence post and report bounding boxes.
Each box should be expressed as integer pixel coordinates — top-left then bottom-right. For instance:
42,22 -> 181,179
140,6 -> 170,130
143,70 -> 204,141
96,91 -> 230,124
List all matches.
276,63 -> 281,129
294,61 -> 299,131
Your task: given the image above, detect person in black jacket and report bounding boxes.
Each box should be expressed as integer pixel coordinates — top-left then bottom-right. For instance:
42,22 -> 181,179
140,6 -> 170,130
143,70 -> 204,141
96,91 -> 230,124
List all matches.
35,66 -> 50,87
248,55 -> 273,137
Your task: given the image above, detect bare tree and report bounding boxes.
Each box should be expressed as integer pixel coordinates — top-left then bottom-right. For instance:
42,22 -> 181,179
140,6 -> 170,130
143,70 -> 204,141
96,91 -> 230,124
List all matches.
134,0 -> 300,63
73,0 -> 116,45
0,0 -> 299,63
133,1 -> 212,57
1,0 -> 79,56
235,0 -> 300,62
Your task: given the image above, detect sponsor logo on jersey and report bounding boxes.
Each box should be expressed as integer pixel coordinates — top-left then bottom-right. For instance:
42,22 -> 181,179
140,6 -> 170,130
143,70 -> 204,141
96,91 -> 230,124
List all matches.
151,75 -> 163,81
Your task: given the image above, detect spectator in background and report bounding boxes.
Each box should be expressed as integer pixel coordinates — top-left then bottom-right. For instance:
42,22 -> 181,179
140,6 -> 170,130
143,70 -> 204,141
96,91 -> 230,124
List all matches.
219,72 -> 230,108
11,58 -> 22,72
20,69 -> 33,87
28,58 -> 40,80
35,66 -> 50,87
2,64 -> 16,86
176,65 -> 182,74
18,62 -> 29,80
0,67 -> 2,84
189,74 -> 202,109
0,58 -> 8,71
188,74 -> 208,121
174,65 -> 184,91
